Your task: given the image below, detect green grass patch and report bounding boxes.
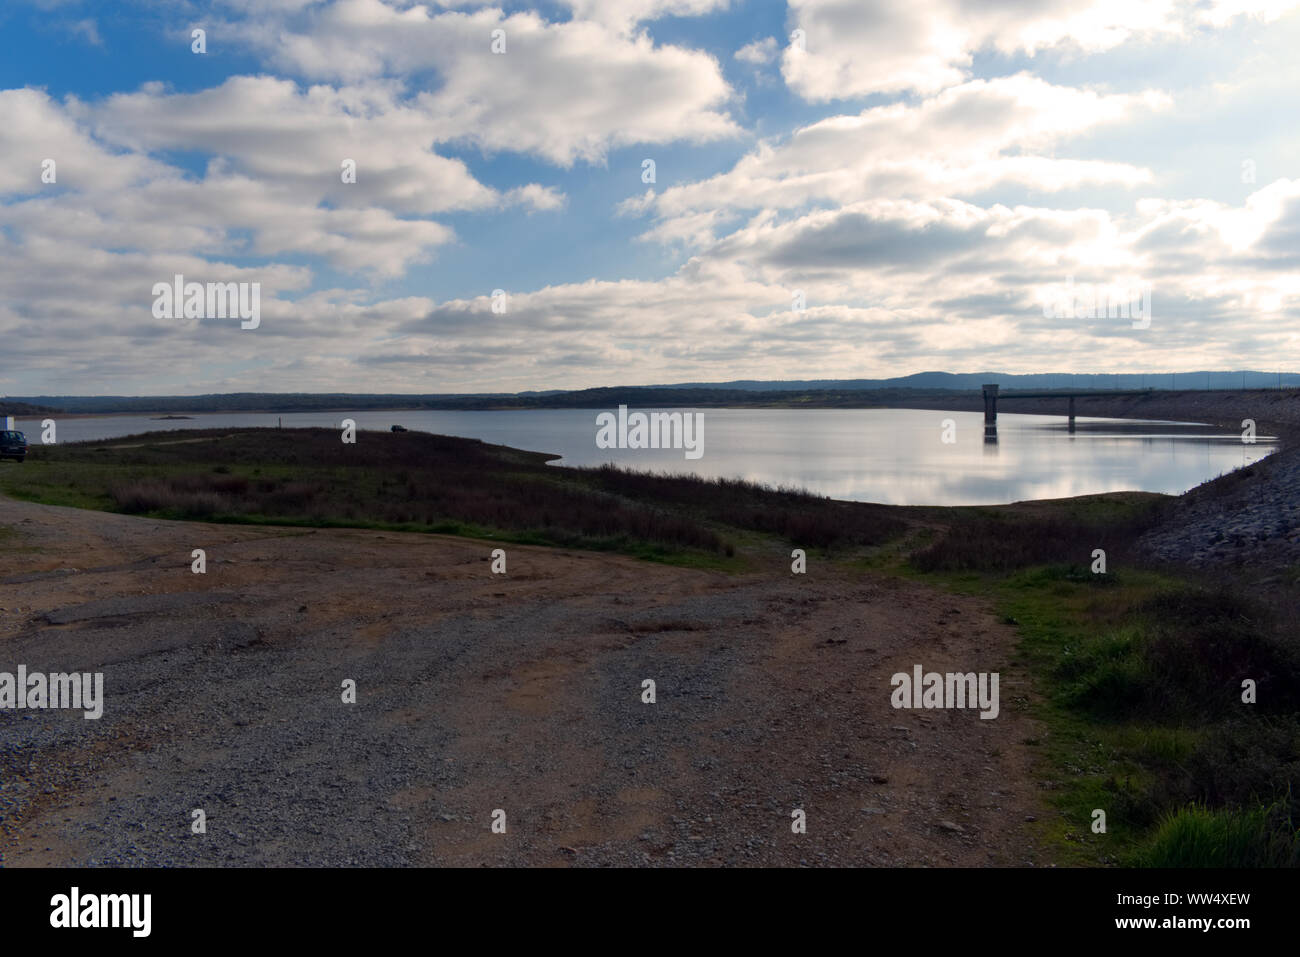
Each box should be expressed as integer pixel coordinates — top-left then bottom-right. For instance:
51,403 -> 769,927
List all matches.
1132,802 -> 1300,867
903,499 -> 1300,867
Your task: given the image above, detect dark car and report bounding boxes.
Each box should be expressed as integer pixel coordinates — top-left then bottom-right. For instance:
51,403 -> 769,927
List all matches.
390,424 -> 408,432
0,430 -> 27,462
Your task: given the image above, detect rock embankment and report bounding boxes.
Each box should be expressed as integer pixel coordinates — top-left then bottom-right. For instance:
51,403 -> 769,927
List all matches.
1139,441 -> 1300,569
1063,390 -> 1300,570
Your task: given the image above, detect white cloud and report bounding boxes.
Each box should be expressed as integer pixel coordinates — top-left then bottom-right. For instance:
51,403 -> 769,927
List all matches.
84,76 -> 552,215
64,18 -> 102,46
780,0 -> 1300,100
735,37 -> 778,65
0,89 -> 167,197
12,176 -> 1298,394
2,86 -> 468,281
231,1 -> 741,165
3,0 -> 1300,393
627,75 -> 1170,246
561,0 -> 731,31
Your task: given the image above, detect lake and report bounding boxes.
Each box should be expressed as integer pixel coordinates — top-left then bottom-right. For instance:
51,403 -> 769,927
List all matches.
11,408 -> 1275,506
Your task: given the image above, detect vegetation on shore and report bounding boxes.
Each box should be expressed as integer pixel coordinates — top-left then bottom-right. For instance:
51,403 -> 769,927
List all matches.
905,502 -> 1300,867
1,425 -> 1294,867
0,400 -> 62,415
0,427 -> 903,568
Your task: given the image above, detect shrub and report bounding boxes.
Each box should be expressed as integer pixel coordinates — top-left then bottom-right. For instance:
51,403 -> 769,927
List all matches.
1132,801 -> 1300,867
109,479 -> 225,518
910,513 -> 1151,573
1056,588 -> 1300,722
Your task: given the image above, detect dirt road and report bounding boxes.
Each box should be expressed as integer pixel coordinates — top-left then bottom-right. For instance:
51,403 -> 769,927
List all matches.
0,496 -> 1045,866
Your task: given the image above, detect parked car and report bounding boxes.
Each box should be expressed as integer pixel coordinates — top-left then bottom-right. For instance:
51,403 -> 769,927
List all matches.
0,430 -> 27,462
390,424 -> 408,432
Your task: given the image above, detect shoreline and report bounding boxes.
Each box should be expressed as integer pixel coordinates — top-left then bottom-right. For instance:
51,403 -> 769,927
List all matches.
8,389 -> 1293,432
7,399 -> 1289,520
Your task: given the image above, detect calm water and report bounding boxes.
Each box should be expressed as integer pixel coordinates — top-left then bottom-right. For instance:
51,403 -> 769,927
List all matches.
13,408 -> 1275,506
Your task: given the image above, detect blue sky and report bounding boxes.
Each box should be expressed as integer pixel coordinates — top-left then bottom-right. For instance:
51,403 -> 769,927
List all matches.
2,0 -> 1299,394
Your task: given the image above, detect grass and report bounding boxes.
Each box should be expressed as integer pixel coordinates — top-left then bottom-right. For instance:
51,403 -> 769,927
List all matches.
906,500 -> 1300,867
0,427 -> 906,569
908,494 -> 1161,573
1134,801 -> 1300,868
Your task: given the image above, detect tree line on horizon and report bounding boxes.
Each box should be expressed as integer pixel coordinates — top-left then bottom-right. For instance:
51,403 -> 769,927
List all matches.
6,370 -> 1299,416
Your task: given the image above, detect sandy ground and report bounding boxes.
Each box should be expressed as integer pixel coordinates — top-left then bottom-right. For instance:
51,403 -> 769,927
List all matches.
0,496 -> 1046,867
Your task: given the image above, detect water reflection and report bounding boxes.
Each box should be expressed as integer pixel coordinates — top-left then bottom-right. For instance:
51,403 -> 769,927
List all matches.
17,407 -> 1276,507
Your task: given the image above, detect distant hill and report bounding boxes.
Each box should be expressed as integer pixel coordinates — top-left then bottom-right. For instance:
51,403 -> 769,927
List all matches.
651,371 -> 1300,391
0,400 -> 64,416
11,371 -> 1299,414
5,393 -> 504,414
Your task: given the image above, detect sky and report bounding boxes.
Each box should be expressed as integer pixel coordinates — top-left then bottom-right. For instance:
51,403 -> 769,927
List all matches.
1,0 -> 1299,395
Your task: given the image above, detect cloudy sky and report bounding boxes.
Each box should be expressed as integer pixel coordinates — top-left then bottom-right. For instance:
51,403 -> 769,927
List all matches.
2,0 -> 1299,395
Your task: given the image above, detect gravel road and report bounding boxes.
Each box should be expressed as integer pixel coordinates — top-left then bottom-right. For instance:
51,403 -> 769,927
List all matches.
0,496 -> 1045,867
